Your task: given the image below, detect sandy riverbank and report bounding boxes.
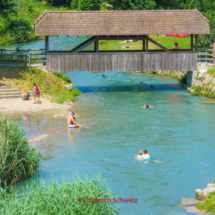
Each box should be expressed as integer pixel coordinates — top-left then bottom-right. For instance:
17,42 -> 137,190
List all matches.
0,98 -> 73,114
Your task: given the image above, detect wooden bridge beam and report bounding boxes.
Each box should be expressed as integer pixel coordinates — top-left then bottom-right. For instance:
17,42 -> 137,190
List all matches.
146,38 -> 148,52
195,34 -> 198,51
191,34 -> 193,51
45,36 -> 49,53
71,36 -> 97,53
145,36 -> 170,52
94,40 -> 99,53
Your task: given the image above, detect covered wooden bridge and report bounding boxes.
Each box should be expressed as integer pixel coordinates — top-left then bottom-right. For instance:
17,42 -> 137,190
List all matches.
34,9 -> 210,73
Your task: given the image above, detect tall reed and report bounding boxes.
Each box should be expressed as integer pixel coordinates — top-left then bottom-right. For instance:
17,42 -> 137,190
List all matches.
0,116 -> 41,187
0,175 -> 120,214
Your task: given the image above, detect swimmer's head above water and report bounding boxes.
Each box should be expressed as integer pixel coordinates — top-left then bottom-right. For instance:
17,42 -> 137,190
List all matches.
140,80 -> 143,83
139,151 -> 143,155
144,150 -> 148,154
146,104 -> 149,108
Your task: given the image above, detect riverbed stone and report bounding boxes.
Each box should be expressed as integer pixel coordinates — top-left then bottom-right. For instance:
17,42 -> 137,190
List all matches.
28,134 -> 49,144
202,73 -> 208,80
194,80 -> 203,87
195,183 -> 215,200
195,189 -> 209,200
203,76 -> 212,86
184,206 -> 202,214
181,198 -> 200,206
65,84 -> 73,91
198,73 -> 203,79
188,88 -> 195,93
212,78 -> 215,85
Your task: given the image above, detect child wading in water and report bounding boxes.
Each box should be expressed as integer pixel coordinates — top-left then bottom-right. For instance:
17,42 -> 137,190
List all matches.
33,83 -> 41,104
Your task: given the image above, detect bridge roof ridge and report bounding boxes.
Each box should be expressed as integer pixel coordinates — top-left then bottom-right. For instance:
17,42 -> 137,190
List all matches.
34,9 -> 210,36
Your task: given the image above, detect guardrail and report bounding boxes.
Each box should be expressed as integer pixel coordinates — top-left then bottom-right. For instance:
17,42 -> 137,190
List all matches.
0,49 -> 46,66
198,48 -> 215,65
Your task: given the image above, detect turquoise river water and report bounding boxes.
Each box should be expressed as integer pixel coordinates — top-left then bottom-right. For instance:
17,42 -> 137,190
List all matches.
2,37 -> 215,215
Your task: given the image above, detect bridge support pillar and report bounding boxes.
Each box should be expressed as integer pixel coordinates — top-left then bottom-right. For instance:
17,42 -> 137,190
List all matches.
186,70 -> 198,87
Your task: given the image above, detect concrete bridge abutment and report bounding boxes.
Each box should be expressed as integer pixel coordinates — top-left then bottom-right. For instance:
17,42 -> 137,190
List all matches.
186,70 -> 198,87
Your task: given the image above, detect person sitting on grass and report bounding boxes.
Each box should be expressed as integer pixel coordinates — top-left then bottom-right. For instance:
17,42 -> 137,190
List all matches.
33,83 -> 41,104
141,104 -> 154,108
172,43 -> 180,49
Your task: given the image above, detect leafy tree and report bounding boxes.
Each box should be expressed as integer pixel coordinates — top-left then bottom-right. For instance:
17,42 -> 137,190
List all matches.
0,0 -> 15,16
129,0 -> 156,10
79,0 -> 101,10
47,0 -> 71,7
71,0 -> 80,9
108,0 -> 156,10
155,0 -> 179,9
176,0 -> 215,46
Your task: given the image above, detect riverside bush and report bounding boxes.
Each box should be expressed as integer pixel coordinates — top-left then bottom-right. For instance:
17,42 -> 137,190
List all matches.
0,117 -> 41,187
0,176 -> 120,215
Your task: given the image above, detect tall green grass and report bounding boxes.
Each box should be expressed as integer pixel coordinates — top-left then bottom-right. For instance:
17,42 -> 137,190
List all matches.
196,192 -> 215,213
207,67 -> 215,76
0,176 -> 120,215
0,116 -> 41,187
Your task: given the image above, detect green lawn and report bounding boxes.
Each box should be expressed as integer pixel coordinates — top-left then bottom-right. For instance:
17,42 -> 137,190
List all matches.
84,35 -> 192,51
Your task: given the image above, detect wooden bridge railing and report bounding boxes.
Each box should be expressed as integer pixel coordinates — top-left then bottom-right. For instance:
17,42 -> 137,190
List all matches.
0,49 -> 46,66
198,48 -> 215,65
46,51 -> 198,73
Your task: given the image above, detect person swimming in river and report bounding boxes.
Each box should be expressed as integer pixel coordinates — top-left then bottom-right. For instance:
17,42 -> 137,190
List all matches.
102,74 -> 108,78
140,80 -> 143,85
67,112 -> 81,128
135,150 -> 153,163
141,104 -> 154,108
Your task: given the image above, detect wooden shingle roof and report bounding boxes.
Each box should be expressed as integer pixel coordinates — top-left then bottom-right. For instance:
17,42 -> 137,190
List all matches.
34,9 -> 210,36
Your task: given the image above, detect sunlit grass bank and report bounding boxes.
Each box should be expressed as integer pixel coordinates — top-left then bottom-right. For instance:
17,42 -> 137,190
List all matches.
196,192 -> 215,213
95,35 -> 191,51
0,176 -> 120,215
0,116 -> 41,187
0,67 -> 81,103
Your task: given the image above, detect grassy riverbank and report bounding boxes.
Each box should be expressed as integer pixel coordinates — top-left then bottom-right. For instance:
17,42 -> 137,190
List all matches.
98,35 -> 191,51
196,192 -> 215,213
0,176 -> 119,214
0,67 -> 81,103
188,68 -> 215,99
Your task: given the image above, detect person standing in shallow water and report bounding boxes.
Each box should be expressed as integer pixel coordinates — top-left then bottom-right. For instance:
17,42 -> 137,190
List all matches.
33,83 -> 41,104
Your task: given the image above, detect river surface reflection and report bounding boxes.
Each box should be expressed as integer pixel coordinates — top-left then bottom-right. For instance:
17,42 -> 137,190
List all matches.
9,71 -> 215,215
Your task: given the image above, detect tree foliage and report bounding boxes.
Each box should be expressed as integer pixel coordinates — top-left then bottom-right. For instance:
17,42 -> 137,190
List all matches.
109,0 -> 155,10
47,0 -> 71,7
79,0 -> 101,10
0,0 -> 15,17
177,0 -> 215,45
